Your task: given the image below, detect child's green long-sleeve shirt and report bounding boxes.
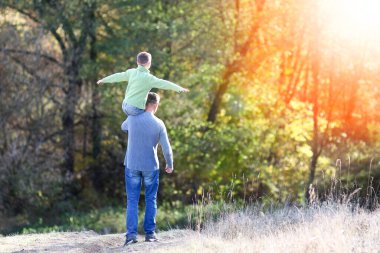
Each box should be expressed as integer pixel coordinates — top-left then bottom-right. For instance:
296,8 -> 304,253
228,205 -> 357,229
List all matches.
101,65 -> 184,109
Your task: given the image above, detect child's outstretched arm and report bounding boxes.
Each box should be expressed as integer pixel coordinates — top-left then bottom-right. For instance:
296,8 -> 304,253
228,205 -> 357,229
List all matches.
150,76 -> 189,93
97,70 -> 131,85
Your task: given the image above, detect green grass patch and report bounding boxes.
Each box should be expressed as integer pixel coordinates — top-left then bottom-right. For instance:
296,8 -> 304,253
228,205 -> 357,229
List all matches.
18,202 -> 190,235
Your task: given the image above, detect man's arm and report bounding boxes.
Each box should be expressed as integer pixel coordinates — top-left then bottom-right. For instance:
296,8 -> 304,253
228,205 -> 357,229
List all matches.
97,70 -> 131,85
121,118 -> 129,133
159,123 -> 174,172
150,76 -> 189,93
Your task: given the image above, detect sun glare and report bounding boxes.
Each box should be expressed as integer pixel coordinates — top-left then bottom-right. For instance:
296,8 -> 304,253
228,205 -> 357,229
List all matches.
322,0 -> 380,42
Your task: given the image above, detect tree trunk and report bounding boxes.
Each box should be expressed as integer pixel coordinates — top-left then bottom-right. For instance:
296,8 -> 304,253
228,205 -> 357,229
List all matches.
305,88 -> 320,203
62,60 -> 81,174
61,88 -> 75,173
207,78 -> 229,122
88,7 -> 101,159
91,81 -> 101,159
305,141 -> 320,202
305,33 -> 321,203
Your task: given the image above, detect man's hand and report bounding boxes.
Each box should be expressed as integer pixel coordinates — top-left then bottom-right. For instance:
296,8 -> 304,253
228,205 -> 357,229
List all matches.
165,166 -> 173,174
97,79 -> 103,85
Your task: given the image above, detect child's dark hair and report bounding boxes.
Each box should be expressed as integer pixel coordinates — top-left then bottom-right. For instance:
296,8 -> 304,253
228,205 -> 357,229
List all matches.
137,52 -> 151,65
146,92 -> 160,105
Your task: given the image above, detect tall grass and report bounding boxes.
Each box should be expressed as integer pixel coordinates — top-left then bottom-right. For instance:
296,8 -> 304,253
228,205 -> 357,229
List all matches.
167,164 -> 380,253
158,202 -> 380,253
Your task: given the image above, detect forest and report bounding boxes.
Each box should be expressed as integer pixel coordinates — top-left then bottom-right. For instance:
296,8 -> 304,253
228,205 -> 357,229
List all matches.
0,0 -> 379,234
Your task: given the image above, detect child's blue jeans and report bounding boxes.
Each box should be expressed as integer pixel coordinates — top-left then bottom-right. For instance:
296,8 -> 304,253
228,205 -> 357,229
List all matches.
122,101 -> 144,116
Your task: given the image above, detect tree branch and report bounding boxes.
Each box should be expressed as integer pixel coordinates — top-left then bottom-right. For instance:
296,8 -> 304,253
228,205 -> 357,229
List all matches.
6,5 -> 68,57
2,48 -> 63,68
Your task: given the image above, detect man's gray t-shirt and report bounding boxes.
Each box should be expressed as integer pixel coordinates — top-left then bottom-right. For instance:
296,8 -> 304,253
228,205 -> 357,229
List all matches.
121,112 -> 173,171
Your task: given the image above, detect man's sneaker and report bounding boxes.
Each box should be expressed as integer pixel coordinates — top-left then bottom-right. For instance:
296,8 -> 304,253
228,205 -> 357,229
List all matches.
145,233 -> 159,242
123,237 -> 138,246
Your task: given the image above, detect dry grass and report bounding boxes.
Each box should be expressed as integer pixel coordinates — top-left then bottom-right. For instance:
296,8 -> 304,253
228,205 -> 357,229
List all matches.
1,203 -> 379,252
156,203 -> 380,253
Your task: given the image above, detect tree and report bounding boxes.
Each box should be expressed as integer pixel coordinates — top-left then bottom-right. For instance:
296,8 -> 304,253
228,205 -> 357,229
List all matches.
207,0 -> 267,122
1,1 -> 99,178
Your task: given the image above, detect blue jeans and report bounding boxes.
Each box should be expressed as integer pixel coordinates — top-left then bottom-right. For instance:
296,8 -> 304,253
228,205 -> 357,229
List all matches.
122,101 -> 144,116
125,168 -> 159,239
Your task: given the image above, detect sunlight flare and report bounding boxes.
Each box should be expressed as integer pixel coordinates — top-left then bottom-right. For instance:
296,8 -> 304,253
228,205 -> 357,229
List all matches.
322,0 -> 380,42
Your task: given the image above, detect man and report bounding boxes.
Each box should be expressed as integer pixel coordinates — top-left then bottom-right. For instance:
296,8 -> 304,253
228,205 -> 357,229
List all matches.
121,92 -> 174,246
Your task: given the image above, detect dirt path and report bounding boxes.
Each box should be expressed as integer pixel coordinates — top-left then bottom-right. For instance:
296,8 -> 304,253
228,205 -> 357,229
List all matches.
0,230 -> 194,253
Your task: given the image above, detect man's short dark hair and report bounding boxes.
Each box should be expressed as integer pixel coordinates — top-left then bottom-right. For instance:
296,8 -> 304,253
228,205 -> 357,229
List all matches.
137,52 -> 151,65
146,92 -> 160,105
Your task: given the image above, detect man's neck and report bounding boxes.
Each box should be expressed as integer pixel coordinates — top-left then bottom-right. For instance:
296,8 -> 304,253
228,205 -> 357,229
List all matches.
145,106 -> 156,113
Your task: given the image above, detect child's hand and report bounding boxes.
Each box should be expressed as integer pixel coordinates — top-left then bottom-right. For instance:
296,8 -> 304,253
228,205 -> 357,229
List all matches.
97,79 -> 103,85
179,88 -> 189,93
